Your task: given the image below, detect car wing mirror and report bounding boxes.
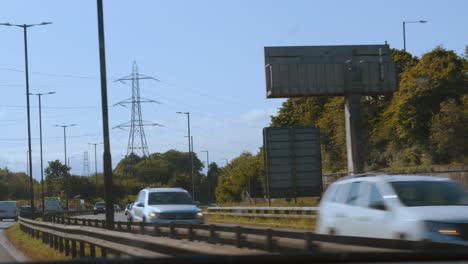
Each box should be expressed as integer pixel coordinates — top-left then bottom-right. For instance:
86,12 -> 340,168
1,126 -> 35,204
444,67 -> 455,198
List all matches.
370,202 -> 387,211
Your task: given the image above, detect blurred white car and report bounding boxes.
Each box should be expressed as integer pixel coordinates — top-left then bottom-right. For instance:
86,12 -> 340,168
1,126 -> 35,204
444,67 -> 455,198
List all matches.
316,175 -> 468,244
129,187 -> 204,224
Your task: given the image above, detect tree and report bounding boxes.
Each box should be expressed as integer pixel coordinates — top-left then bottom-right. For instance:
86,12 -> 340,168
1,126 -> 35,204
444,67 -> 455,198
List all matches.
215,152 -> 264,203
44,160 -> 69,197
373,47 -> 467,166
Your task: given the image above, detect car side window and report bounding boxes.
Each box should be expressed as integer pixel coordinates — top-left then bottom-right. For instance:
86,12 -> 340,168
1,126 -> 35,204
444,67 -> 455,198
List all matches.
333,183 -> 351,204
368,184 -> 387,210
137,191 -> 144,204
346,182 -> 361,205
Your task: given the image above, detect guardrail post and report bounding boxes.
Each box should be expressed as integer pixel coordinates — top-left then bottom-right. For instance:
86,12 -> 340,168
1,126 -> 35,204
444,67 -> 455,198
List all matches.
101,247 -> 107,258
209,224 -> 217,243
170,223 -> 176,237
73,218 -> 78,225
235,226 -> 242,248
266,228 -> 274,251
71,240 -> 77,258
101,220 -> 106,228
79,241 -> 85,257
94,219 -> 99,227
65,239 -> 70,256
126,222 -> 131,232
67,217 -> 71,225
90,244 -> 96,258
139,222 -> 145,233
54,235 -> 59,250
153,224 -> 160,236
49,234 -> 54,248
59,237 -> 64,253
117,221 -> 122,230
188,224 -> 194,241
304,232 -> 317,251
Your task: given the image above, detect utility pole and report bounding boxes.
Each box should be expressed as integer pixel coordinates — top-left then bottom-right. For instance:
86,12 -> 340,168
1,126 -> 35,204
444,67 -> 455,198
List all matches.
55,123 -> 76,210
97,0 -> 114,229
1,21 -> 52,215
30,92 -> 55,213
177,112 -> 195,198
88,142 -> 102,187
201,150 -> 209,202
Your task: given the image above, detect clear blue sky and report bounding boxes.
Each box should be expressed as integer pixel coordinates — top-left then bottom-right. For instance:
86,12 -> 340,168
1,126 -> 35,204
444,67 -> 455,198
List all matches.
0,0 -> 466,177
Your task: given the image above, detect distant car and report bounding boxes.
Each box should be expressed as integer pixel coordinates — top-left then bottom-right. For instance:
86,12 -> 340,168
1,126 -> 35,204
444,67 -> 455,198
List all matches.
18,205 -> 33,218
0,201 -> 18,221
124,203 -> 133,216
44,200 -> 62,212
316,174 -> 468,245
93,202 -> 105,215
113,204 -> 122,211
129,188 -> 204,224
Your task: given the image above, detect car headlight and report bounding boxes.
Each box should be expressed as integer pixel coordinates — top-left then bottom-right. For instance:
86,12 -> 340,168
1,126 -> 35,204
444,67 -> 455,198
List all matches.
425,221 -> 460,236
149,212 -> 159,218
196,212 -> 204,218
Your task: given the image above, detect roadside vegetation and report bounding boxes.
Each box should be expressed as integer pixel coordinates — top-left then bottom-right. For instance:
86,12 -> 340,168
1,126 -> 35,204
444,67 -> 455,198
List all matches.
5,224 -> 68,261
206,215 -> 315,230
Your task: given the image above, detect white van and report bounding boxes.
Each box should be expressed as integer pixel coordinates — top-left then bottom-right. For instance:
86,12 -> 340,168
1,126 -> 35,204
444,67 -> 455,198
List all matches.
0,201 -> 18,221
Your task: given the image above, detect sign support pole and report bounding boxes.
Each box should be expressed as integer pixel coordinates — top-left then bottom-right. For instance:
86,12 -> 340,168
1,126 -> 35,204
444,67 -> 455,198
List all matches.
344,94 -> 364,175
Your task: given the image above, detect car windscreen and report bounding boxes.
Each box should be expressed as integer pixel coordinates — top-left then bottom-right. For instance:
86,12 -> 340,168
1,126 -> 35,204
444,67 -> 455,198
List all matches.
95,202 -> 105,207
0,202 -> 16,210
148,192 -> 194,205
391,181 -> 467,206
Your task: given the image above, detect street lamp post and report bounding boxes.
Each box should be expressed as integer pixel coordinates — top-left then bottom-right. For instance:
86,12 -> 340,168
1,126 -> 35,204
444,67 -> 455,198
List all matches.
30,92 -> 55,213
403,20 -> 427,51
1,21 -> 52,214
55,123 -> 76,210
177,112 -> 195,198
88,142 -> 103,187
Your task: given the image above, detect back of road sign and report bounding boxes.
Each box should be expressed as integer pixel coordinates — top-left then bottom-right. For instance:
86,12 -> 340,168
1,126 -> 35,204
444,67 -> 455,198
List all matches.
264,44 -> 397,98
263,127 -> 322,198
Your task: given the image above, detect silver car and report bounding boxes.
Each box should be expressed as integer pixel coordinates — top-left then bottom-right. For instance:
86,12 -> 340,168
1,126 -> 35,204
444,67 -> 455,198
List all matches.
129,188 -> 204,224
0,201 -> 18,221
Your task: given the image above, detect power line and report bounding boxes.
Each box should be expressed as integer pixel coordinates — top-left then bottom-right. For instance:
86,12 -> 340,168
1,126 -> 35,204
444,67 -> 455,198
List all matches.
0,104 -> 98,109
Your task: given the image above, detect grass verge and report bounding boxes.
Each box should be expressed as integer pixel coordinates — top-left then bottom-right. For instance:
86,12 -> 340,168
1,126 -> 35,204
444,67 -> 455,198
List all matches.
206,214 -> 315,230
5,224 -> 69,261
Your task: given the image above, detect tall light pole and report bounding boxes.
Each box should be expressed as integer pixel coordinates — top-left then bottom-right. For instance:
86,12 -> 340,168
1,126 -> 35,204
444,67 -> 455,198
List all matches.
177,111 -> 194,198
403,20 -> 427,51
97,0 -> 115,230
55,123 -> 76,210
88,142 -> 103,187
30,91 -> 55,213
1,21 -> 52,214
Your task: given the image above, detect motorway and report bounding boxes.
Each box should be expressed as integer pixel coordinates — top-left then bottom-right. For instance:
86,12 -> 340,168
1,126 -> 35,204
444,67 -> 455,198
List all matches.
0,221 -> 25,263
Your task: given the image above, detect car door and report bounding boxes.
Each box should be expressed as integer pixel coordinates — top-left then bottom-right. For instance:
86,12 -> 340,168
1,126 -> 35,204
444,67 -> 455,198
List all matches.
355,182 -> 392,238
340,181 -> 365,236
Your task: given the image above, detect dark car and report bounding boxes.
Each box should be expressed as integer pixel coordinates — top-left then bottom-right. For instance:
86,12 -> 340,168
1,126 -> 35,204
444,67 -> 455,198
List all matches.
93,202 -> 105,215
18,205 -> 33,218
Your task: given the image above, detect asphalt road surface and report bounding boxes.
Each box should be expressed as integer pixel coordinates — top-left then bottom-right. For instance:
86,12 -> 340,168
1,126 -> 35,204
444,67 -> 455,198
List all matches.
0,220 -> 21,263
